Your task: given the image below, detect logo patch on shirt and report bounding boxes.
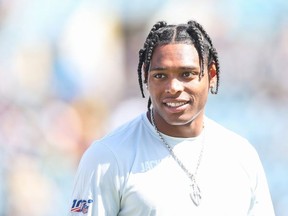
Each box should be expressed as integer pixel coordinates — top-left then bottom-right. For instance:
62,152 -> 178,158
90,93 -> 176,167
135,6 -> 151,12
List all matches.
140,159 -> 162,172
70,199 -> 93,214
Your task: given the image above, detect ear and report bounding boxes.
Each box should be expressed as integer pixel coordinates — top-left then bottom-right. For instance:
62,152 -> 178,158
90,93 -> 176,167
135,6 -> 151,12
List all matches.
208,61 -> 217,87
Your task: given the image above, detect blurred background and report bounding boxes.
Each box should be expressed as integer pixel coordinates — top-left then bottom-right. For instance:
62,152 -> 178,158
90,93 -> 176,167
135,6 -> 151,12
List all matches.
0,0 -> 287,215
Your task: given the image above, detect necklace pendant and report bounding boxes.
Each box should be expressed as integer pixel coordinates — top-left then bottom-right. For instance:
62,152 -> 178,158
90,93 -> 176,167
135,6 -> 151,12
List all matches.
150,110 -> 204,207
189,182 -> 201,206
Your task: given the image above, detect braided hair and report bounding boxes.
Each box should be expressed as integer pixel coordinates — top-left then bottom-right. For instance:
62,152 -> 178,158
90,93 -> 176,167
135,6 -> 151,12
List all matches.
137,20 -> 220,110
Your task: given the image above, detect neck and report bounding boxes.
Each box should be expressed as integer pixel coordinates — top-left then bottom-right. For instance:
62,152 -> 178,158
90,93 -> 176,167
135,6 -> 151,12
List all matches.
148,109 -> 204,138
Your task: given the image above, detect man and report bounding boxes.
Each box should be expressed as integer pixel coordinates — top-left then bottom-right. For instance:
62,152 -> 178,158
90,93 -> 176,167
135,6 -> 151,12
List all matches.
68,20 -> 275,215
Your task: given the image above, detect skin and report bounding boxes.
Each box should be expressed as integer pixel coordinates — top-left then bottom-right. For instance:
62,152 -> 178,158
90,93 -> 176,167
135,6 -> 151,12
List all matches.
147,43 -> 216,138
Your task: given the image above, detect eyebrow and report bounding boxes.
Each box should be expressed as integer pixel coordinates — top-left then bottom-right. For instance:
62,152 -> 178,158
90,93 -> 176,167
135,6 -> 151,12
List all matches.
150,66 -> 199,71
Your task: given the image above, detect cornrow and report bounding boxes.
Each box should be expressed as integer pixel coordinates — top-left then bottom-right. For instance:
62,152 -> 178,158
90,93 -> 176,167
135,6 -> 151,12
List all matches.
186,24 -> 205,78
137,21 -> 167,102
209,47 -> 220,93
188,20 -> 220,93
144,21 -> 167,70
147,98 -> 152,111
137,20 -> 221,109
137,49 -> 145,98
189,20 -> 214,47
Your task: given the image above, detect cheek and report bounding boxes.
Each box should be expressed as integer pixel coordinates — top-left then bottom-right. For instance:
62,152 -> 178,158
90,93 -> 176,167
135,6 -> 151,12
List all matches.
147,77 -> 162,93
147,85 -> 164,106
186,79 -> 209,92
187,82 -> 210,101
148,85 -> 161,99
196,87 -> 210,105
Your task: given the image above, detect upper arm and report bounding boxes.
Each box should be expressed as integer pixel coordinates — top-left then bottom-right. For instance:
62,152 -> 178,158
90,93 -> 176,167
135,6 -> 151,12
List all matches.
68,142 -> 121,216
246,147 -> 275,216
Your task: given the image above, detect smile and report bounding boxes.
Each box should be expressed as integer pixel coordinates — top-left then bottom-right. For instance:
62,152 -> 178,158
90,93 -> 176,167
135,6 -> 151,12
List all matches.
165,101 -> 189,108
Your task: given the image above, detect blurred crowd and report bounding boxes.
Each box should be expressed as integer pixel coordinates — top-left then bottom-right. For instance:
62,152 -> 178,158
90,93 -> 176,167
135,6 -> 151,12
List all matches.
0,0 -> 287,215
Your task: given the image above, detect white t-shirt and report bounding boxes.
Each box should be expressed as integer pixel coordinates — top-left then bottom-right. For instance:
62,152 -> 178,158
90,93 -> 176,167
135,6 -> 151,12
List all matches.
68,113 -> 275,216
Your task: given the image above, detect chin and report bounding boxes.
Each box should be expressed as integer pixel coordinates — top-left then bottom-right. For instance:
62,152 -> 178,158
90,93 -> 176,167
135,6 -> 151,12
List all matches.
164,111 -> 203,126
163,115 -> 195,126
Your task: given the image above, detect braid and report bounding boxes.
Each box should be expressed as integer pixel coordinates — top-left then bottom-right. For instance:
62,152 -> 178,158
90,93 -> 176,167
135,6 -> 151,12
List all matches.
137,49 -> 145,98
188,20 -> 220,94
137,21 -> 167,99
147,97 -> 152,111
189,20 -> 214,47
186,23 -> 205,78
144,21 -> 167,69
210,47 -> 220,93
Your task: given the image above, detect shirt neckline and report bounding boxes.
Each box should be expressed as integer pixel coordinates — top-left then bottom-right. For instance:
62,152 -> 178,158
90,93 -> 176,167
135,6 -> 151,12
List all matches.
142,112 -> 205,146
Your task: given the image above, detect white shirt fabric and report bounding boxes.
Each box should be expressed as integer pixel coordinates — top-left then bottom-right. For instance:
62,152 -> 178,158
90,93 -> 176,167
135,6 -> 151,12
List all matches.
68,113 -> 275,216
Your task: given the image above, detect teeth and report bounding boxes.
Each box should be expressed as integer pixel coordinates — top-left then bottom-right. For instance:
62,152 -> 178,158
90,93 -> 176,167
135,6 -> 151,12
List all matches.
166,102 -> 187,107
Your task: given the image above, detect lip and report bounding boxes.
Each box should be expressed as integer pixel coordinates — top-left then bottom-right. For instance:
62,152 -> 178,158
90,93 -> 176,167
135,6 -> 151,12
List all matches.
162,99 -> 191,113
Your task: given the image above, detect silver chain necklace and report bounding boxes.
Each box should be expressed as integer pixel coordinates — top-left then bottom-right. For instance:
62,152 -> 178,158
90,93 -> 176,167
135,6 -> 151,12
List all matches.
150,110 -> 205,206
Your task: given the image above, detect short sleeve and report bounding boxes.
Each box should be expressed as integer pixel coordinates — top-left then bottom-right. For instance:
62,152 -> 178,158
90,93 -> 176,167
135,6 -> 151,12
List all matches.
68,141 -> 121,216
247,151 -> 275,216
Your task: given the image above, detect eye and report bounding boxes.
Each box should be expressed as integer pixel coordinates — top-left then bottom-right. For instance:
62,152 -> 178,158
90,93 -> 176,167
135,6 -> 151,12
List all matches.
182,71 -> 192,77
153,73 -> 166,79
182,71 -> 197,78
182,71 -> 196,78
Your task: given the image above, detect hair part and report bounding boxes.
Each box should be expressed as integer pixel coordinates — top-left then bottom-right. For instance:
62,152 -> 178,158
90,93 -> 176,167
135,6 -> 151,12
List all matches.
137,20 -> 220,110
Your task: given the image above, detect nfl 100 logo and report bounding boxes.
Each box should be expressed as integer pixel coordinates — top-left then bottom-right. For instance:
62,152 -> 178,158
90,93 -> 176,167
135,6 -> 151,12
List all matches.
70,199 -> 93,214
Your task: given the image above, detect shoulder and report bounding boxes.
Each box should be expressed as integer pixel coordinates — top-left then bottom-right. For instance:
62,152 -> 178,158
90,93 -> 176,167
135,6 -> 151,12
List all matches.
204,117 -> 264,177
79,113 -> 148,166
205,117 -> 248,142
100,113 -> 148,148
205,116 -> 258,157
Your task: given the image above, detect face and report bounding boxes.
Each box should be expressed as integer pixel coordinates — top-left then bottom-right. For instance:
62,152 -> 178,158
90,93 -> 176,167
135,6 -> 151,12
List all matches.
147,43 -> 216,135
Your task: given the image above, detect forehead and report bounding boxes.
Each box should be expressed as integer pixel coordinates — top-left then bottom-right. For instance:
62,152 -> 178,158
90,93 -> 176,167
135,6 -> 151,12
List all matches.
150,43 -> 199,70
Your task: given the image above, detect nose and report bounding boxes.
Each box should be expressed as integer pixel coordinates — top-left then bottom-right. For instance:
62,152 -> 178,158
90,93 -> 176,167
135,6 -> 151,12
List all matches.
165,78 -> 184,94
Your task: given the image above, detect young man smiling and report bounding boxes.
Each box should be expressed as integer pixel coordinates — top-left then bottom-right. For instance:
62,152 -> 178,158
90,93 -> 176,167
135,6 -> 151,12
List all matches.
68,20 -> 275,216
147,43 -> 215,137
